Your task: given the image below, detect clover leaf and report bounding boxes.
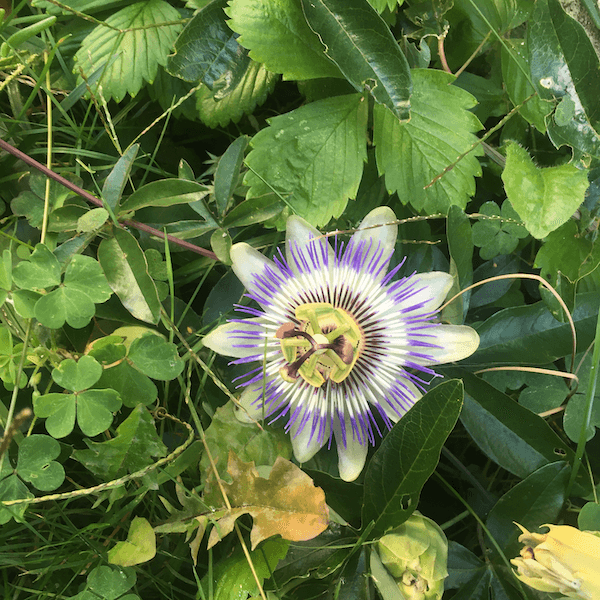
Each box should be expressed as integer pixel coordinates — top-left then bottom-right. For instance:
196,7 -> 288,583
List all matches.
16,434 -> 65,492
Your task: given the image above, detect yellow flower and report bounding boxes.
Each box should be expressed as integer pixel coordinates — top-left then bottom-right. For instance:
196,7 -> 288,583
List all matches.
511,523 -> 600,600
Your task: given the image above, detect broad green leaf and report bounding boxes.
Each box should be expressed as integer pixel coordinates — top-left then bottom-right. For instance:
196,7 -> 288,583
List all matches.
127,334 -> 184,381
73,0 -> 183,103
210,229 -> 232,265
77,207 -> 109,233
0,249 -> 12,290
444,368 -> 574,479
301,0 -> 412,120
167,0 -> 250,93
98,228 -> 161,324
201,538 -> 289,600
374,69 -> 482,214
361,379 -> 464,538
485,461 -> 569,557
64,255 -> 113,304
76,389 -> 122,437
502,141 -> 589,239
200,402 -> 292,477
214,136 -> 249,216
34,287 -> 95,329
367,0 -> 402,11
226,0 -> 341,80
96,360 -> 158,408
501,39 -> 550,133
205,452 -> 329,550
579,502 -> 600,531
528,0 -> 600,159
0,474 -> 33,524
12,243 -> 60,290
244,93 -> 368,227
52,355 -> 103,392
73,405 -> 167,481
16,434 -> 65,492
196,58 -> 278,128
446,542 -> 484,590
109,517 -> 156,567
119,179 -> 210,215
83,565 -> 137,600
33,393 -> 77,438
221,196 -> 284,228
102,144 -> 139,210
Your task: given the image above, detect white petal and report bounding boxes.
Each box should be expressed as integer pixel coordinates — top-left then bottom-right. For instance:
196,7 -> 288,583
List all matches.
234,382 -> 268,423
417,324 -> 480,365
203,318 -> 270,358
349,206 -> 397,279
290,418 -> 327,463
334,420 -> 368,482
285,215 -> 334,276
401,272 -> 453,314
380,378 -> 423,423
230,242 -> 277,300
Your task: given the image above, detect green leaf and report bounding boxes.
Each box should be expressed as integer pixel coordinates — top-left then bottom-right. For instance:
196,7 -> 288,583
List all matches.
501,39 -> 550,133
196,58 -> 278,128
96,359 -> 158,408
200,402 -> 292,477
77,207 -> 109,233
16,434 -> 65,492
502,141 -> 589,239
374,69 -> 483,214
98,228 -> 161,324
109,517 -> 156,567
127,334 -> 184,381
64,255 -> 113,304
167,0 -> 249,92
119,179 -> 211,215
0,249 -> 12,291
361,379 -> 464,538
73,405 -> 167,481
578,502 -> 600,531
102,144 -> 140,210
34,287 -> 96,329
301,0 -> 412,120
52,355 -> 103,392
226,0 -> 341,80
12,243 -> 61,291
244,93 -> 368,227
221,196 -> 284,228
210,229 -> 232,265
528,0 -> 600,159
370,548 -> 405,600
77,389 -> 122,437
82,565 -> 137,600
485,461 -> 569,557
471,293 -> 600,365
444,368 -> 574,479
214,136 -> 249,216
0,474 -> 33,524
73,0 -> 183,103
33,393 -> 77,438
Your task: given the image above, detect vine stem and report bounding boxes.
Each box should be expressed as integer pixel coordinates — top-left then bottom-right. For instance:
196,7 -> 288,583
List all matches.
0,137 -> 219,261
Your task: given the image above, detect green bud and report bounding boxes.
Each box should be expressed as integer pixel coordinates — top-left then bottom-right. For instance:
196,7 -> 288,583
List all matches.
375,512 -> 448,600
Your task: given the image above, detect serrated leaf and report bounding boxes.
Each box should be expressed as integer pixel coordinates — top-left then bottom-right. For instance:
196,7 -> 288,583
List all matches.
301,0 -> 412,120
12,243 -> 61,291
206,452 -> 328,550
528,0 -> 600,159
109,517 -> 156,567
196,58 -> 278,128
118,179 -> 210,215
73,0 -> 183,103
16,434 -> 65,492
226,0 -> 341,80
73,405 -> 167,481
501,141 -> 589,239
361,380 -> 464,538
53,355 -> 103,392
167,0 -> 250,93
200,402 -> 292,477
64,255 -> 113,304
244,93 -> 368,227
374,69 -> 483,214
98,228 -> 161,324
127,334 -> 184,381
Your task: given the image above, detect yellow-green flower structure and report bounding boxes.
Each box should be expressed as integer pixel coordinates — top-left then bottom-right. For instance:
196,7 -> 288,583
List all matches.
374,512 -> 448,600
203,207 -> 480,481
511,523 -> 600,599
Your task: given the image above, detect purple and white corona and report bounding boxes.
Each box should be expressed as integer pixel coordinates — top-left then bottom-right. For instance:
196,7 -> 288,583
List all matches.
203,207 -> 480,481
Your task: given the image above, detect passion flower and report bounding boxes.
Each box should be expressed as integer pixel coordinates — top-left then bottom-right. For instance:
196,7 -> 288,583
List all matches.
203,207 -> 479,481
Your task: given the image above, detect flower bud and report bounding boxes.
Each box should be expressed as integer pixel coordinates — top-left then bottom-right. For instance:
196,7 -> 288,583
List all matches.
375,512 -> 448,600
511,523 -> 600,600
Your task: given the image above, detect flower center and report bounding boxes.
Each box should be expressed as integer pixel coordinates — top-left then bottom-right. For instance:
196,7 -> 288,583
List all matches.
276,302 -> 362,387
